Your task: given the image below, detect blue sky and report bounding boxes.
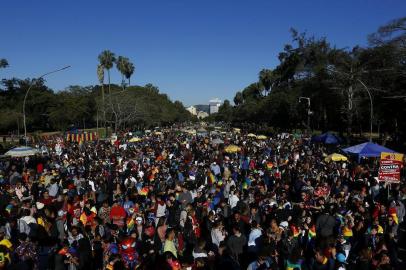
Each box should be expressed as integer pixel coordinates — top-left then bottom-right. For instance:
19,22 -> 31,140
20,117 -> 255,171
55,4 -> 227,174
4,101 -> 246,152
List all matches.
1,0 -> 405,105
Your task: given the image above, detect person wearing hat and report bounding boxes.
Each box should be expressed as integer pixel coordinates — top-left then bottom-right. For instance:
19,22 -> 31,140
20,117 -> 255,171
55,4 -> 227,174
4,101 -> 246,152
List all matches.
335,253 -> 347,270
0,226 -> 11,269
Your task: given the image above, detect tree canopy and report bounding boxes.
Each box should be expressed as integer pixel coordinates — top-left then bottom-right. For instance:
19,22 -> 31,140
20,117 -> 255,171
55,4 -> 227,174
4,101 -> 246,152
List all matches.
214,18 -> 406,147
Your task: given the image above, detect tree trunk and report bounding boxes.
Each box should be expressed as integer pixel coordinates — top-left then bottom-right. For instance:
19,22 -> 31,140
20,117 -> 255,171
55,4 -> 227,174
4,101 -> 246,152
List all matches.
108,69 -> 112,134
102,83 -> 107,137
128,77 -> 130,86
108,69 -> 111,95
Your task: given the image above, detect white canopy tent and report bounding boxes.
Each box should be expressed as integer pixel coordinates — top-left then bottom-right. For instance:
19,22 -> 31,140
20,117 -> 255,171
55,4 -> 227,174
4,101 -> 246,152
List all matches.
5,146 -> 39,157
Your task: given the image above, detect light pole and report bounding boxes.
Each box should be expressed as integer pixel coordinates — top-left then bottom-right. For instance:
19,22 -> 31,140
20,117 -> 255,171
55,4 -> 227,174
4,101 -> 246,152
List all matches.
356,79 -> 373,141
299,97 -> 311,135
328,68 -> 373,141
23,65 -> 71,145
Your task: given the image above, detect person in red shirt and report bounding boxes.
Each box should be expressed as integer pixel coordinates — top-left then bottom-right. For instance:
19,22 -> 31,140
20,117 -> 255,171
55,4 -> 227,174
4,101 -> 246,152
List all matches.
110,201 -> 127,228
37,163 -> 43,174
39,191 -> 53,206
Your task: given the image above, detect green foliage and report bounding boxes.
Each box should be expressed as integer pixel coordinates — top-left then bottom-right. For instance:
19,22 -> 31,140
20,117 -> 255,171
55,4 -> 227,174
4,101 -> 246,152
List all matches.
0,59 -> 8,69
259,69 -> 274,93
98,50 -> 116,70
218,19 -> 406,143
0,80 -> 191,133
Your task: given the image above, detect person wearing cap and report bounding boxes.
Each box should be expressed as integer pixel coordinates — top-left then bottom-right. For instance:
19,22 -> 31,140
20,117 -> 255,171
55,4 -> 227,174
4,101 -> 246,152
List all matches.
335,253 -> 347,270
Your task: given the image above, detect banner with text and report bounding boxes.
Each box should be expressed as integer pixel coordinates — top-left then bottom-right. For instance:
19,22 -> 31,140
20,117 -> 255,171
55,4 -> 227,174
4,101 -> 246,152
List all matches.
378,152 -> 404,183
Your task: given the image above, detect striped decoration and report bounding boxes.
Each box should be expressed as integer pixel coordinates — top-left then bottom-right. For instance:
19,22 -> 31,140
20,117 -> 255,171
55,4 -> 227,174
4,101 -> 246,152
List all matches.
65,132 -> 98,142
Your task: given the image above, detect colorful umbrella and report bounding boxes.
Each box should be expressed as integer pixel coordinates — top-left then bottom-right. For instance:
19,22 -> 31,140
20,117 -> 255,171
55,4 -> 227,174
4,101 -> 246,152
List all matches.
129,137 -> 142,143
324,153 -> 348,162
224,145 -> 241,153
256,135 -> 267,140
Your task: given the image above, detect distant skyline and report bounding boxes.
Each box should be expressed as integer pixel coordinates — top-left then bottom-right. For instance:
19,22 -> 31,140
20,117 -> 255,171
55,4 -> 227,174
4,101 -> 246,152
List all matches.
1,0 -> 405,105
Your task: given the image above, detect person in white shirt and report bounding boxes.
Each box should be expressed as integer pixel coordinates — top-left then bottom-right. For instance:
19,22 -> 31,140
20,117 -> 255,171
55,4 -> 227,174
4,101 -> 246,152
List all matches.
248,221 -> 262,247
228,189 -> 240,209
211,221 -> 226,247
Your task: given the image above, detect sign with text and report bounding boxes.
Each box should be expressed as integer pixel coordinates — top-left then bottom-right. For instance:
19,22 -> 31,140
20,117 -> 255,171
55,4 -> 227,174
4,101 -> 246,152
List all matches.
378,152 -> 404,183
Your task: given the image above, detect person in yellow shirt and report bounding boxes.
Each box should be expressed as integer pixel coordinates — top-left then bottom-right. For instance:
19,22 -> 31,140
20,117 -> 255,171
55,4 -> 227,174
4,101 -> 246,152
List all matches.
0,227 -> 11,267
163,228 -> 177,258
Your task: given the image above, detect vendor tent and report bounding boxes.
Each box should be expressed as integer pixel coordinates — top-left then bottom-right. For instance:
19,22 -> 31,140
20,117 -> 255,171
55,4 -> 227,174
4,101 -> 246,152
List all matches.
5,146 -> 39,157
342,142 -> 396,161
311,132 -> 342,144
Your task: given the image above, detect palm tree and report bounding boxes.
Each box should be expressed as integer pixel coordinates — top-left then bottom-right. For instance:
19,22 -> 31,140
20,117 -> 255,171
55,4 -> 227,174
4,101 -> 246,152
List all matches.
97,64 -> 106,134
116,56 -> 129,90
0,59 -> 9,69
124,61 -> 135,86
98,50 -> 116,94
259,68 -> 274,95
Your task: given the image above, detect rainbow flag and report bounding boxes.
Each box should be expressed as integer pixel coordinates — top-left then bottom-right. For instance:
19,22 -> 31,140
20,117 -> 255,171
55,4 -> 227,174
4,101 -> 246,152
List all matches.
127,218 -> 135,232
308,225 -> 316,239
389,207 -> 399,224
139,187 -> 149,196
79,212 -> 88,225
342,226 -> 353,239
291,225 -> 300,238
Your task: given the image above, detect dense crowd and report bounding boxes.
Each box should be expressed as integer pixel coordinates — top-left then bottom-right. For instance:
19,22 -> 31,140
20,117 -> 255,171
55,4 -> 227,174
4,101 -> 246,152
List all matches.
0,129 -> 405,270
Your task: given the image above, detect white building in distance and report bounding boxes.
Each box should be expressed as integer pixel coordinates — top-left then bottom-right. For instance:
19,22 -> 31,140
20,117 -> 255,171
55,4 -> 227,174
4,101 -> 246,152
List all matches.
197,111 -> 209,119
186,106 -> 197,115
209,98 -> 222,114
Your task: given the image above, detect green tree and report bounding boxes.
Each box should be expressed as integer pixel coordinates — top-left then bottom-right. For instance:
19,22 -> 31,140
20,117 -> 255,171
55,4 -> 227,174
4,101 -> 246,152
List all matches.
97,64 -> 106,133
124,61 -> 135,86
234,91 -> 243,106
259,69 -> 274,95
98,50 -> 116,94
116,56 -> 130,89
0,59 -> 8,69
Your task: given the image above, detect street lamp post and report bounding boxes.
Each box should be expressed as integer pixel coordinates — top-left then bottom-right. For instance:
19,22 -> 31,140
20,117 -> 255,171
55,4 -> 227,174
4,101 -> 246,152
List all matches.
23,66 -> 71,145
299,97 -> 311,135
356,79 -> 373,141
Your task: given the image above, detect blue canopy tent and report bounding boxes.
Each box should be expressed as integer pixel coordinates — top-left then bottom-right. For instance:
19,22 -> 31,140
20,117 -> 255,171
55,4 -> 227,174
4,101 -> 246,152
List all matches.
342,142 -> 396,162
311,132 -> 342,144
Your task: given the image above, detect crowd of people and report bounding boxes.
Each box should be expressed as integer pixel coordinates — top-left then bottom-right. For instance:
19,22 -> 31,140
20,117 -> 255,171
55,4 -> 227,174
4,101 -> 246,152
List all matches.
0,127 -> 405,270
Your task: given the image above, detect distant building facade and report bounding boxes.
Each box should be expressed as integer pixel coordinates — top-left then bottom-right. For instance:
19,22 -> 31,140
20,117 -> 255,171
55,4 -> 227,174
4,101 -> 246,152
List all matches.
197,111 -> 209,119
209,98 -> 222,114
186,106 -> 197,115
194,105 -> 210,114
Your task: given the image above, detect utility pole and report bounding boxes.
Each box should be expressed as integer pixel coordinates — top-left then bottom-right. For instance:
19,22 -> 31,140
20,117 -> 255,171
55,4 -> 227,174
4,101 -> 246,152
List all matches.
23,66 -> 71,145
